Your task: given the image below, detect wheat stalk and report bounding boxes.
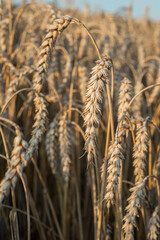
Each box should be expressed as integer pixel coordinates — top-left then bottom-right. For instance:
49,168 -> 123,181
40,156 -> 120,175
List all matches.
0,73 -> 5,109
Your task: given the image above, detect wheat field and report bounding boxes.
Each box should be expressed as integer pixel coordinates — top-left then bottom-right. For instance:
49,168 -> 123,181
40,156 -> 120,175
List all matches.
0,1 -> 160,240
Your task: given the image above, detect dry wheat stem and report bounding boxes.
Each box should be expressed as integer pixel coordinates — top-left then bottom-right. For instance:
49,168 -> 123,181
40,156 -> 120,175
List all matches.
97,112 -> 112,240
143,56 -> 160,64
18,171 -> 31,240
128,83 -> 160,109
31,157 -> 64,240
2,203 -> 53,232
0,126 -> 9,159
1,88 -> 35,115
0,154 -> 10,163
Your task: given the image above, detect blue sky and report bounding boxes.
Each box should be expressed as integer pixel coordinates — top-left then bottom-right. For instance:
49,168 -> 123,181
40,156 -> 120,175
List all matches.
59,0 -> 160,20
13,0 -> 160,21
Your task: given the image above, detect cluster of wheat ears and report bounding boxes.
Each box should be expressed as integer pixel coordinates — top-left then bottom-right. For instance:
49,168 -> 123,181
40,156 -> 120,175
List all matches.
0,1 -> 160,240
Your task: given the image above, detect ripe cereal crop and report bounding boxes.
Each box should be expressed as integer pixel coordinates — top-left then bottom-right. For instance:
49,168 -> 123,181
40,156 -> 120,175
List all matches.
0,1 -> 160,239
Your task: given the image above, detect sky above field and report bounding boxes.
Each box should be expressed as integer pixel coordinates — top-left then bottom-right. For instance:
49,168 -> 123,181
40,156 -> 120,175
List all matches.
13,0 -> 160,21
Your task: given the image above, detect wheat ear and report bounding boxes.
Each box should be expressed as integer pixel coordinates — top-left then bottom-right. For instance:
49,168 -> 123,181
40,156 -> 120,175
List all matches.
0,119 -> 28,208
45,116 -> 59,175
34,15 -> 73,92
147,206 -> 160,240
133,119 -> 149,182
28,16 -> 73,159
78,64 -> 88,103
0,17 -> 9,53
118,77 -> 133,123
83,55 -> 112,164
123,178 -> 147,240
58,114 -> 74,183
104,138 -> 124,208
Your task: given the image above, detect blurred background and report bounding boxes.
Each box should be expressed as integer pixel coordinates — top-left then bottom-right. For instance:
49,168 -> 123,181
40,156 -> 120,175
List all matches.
12,0 -> 160,21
